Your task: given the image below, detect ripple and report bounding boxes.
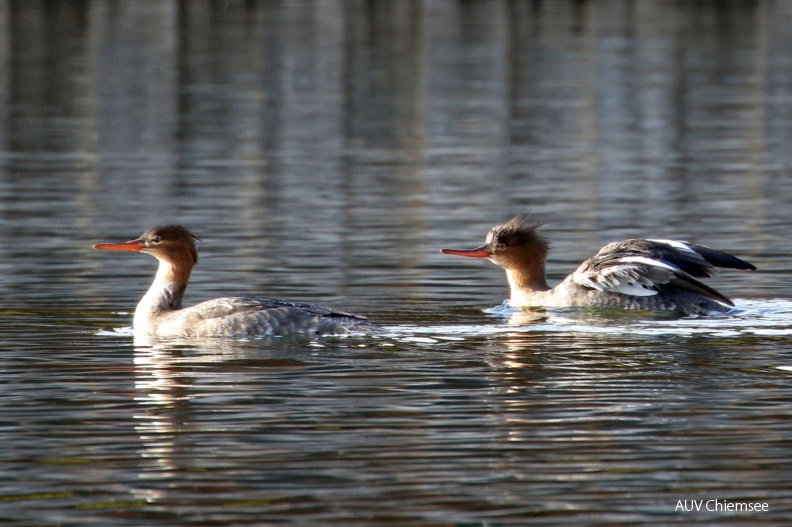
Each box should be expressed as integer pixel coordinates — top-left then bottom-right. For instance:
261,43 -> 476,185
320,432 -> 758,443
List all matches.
387,299 -> 792,341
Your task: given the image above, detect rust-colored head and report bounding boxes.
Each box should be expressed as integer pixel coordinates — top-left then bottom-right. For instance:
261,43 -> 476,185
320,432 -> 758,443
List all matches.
93,224 -> 200,266
441,213 -> 550,270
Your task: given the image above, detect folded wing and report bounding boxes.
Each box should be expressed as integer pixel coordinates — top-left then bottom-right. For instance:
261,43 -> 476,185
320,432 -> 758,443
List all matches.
175,295 -> 371,336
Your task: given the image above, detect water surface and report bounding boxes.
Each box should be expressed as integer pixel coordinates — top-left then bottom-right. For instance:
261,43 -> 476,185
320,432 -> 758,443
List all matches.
2,1 -> 792,525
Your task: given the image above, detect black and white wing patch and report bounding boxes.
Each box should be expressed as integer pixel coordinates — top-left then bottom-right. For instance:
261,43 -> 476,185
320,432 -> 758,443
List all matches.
646,239 -> 756,276
571,241 -> 740,306
572,255 -> 678,297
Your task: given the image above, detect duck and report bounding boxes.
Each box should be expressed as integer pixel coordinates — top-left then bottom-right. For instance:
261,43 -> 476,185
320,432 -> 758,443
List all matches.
93,224 -> 376,337
441,213 -> 756,315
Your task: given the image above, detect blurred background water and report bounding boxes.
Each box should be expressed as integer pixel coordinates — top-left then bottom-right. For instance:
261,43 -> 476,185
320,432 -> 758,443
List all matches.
2,0 -> 792,525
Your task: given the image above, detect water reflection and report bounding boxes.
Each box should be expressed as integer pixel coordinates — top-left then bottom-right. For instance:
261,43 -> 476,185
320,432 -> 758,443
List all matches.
133,339 -> 198,478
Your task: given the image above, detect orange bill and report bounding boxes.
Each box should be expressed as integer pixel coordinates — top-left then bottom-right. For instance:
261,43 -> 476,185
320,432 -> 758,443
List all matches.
92,238 -> 145,251
440,245 -> 491,258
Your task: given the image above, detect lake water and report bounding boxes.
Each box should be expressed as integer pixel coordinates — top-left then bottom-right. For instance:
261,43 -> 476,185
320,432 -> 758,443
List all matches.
2,0 -> 792,525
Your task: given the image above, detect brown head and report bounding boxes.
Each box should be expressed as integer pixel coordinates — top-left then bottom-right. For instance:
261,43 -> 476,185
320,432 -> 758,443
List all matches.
93,224 -> 200,268
441,213 -> 551,291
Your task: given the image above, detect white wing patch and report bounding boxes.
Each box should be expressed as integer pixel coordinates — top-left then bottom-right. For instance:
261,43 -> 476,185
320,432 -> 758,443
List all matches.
573,256 -> 682,297
648,239 -> 696,254
604,281 -> 659,296
618,256 -> 678,272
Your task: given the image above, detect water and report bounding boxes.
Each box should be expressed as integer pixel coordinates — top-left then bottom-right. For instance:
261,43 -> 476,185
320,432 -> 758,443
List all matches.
2,0 -> 792,525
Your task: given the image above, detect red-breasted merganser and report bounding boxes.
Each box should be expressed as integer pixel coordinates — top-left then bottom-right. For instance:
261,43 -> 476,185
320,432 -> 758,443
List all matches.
441,213 -> 756,316
93,225 -> 376,337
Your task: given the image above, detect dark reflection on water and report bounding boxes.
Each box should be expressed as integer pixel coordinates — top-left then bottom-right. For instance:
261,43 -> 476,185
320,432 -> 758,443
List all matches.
2,0 -> 792,525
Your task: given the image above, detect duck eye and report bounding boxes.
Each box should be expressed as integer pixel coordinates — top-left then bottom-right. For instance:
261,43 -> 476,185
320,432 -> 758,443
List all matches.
150,235 -> 162,244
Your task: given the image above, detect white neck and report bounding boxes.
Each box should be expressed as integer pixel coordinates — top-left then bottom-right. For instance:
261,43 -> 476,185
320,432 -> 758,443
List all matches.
133,260 -> 187,331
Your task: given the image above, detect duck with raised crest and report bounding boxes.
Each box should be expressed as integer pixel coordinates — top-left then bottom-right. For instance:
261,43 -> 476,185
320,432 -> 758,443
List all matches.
93,225 -> 376,337
441,213 -> 756,315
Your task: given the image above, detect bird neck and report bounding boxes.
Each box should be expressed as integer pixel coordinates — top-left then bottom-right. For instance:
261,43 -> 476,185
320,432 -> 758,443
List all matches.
134,259 -> 192,329
503,250 -> 551,297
